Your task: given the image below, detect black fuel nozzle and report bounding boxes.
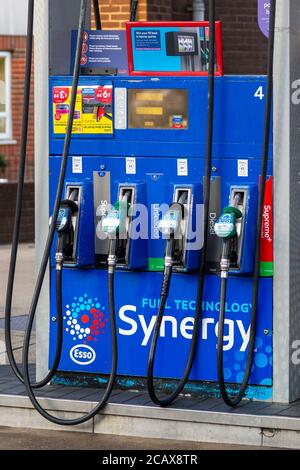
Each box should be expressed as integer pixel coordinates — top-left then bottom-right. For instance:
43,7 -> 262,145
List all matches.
214,193 -> 243,278
55,195 -> 78,269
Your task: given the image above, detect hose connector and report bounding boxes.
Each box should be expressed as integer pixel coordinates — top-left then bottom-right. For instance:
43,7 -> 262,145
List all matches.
108,254 -> 117,273
164,255 -> 174,268
55,251 -> 64,271
220,257 -> 230,278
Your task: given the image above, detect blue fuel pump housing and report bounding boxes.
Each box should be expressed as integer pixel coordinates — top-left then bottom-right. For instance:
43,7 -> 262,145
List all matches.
48,74 -> 273,400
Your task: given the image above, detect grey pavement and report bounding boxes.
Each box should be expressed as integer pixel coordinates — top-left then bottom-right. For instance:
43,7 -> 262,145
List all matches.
0,244 -> 35,317
0,427 -> 271,450
0,244 -> 36,364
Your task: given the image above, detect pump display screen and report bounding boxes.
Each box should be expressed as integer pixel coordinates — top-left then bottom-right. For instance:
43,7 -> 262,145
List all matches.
178,35 -> 196,53
128,89 -> 188,130
166,32 -> 199,56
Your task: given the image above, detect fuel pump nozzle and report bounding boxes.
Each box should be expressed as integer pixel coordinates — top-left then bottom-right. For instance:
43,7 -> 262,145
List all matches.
147,196 -> 189,406
101,191 -> 131,271
55,190 -> 79,270
214,194 -> 243,278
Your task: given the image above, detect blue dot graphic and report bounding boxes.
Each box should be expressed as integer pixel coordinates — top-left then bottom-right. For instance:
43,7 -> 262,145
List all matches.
224,368 -> 232,380
76,308 -> 80,313
234,351 -> 244,362
265,346 -> 272,354
88,299 -> 92,304
72,312 -> 78,319
80,304 -> 85,311
72,303 -> 76,308
234,363 -> 241,371
260,378 -> 272,386
236,372 -> 245,383
255,353 -> 268,368
79,297 -> 83,302
86,305 -> 90,310
96,303 -> 100,308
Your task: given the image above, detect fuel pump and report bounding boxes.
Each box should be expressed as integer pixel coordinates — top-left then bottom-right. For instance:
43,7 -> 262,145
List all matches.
214,0 -> 276,407
5,0 -> 275,425
146,0 -> 216,407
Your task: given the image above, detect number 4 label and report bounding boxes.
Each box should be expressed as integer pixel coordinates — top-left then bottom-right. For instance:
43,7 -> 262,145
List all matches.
254,86 -> 265,100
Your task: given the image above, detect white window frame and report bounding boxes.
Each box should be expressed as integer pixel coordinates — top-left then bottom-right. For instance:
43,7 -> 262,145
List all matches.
0,52 -> 12,140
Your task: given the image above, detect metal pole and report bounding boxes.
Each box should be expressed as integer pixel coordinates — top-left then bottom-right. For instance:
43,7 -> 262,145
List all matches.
193,0 -> 205,21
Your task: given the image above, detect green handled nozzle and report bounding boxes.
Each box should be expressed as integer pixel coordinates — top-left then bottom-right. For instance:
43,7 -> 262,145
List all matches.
101,200 -> 130,236
214,205 -> 243,239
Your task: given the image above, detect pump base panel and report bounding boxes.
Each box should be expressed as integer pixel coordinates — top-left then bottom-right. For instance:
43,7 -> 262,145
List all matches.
0,365 -> 299,449
49,270 -> 272,400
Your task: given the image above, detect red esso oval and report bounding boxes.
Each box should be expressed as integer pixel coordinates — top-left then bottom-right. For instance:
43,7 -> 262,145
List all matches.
96,86 -> 112,104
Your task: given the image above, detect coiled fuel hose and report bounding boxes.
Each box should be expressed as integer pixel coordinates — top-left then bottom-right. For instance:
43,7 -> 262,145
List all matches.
147,0 -> 216,404
5,0 -> 118,426
216,0 -> 276,407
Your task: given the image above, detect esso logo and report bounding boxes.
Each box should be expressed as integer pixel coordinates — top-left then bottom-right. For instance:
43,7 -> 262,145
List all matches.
96,86 -> 112,104
70,344 -> 96,365
53,87 -> 69,104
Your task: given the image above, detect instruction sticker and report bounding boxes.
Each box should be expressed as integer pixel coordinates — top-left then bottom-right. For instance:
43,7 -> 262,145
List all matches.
72,156 -> 82,174
177,159 -> 188,176
53,85 -> 113,135
238,159 -> 248,177
126,157 -> 136,175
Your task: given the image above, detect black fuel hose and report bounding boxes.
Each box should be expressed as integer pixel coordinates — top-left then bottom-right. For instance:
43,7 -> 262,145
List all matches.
4,0 -> 62,388
130,1 -> 139,22
20,0 -> 117,425
93,0 -> 102,30
22,250 -> 117,426
147,0 -> 216,406
217,0 -> 276,407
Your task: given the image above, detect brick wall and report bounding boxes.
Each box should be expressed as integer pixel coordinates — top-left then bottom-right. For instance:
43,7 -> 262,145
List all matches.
204,0 -> 268,74
91,0 -> 174,28
0,36 -> 34,182
172,0 -> 192,21
91,0 -> 147,29
92,0 -> 268,74
0,182 -> 34,244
